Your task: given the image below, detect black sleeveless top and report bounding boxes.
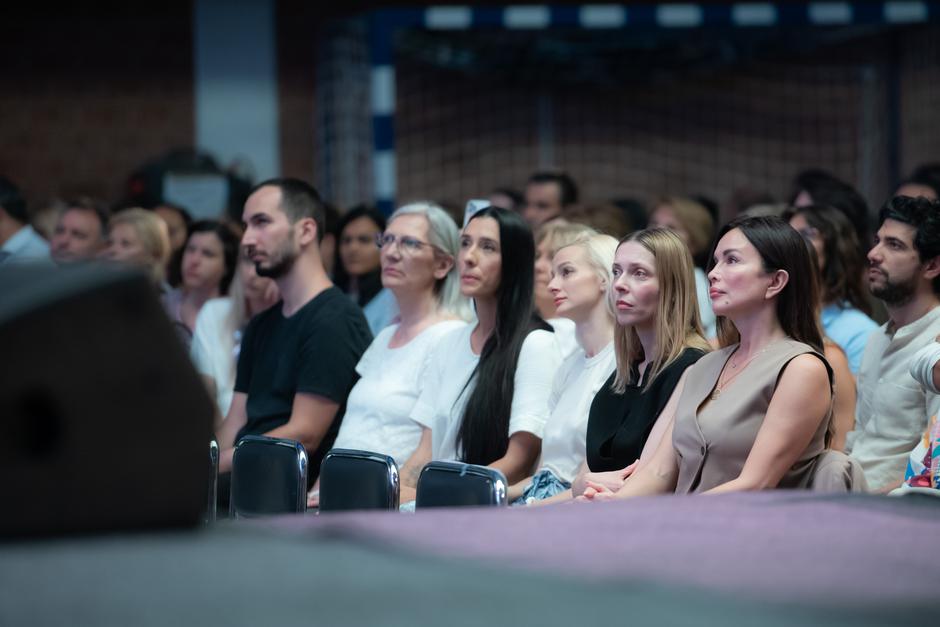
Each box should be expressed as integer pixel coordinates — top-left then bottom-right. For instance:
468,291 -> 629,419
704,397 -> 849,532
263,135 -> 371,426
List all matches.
585,347 -> 705,472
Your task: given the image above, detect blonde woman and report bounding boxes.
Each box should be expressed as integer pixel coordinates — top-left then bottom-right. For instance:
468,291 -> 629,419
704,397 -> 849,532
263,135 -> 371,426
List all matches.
649,197 -> 717,338
105,208 -> 171,286
190,250 -> 279,420
509,232 -> 618,503
543,228 -> 710,503
534,220 -> 598,360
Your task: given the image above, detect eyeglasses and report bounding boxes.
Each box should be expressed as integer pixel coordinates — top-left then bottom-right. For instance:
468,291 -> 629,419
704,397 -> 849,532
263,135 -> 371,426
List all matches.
375,232 -> 438,255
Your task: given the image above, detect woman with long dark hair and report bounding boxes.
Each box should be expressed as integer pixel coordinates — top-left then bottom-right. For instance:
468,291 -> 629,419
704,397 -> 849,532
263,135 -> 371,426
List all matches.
582,216 -> 844,500
399,206 -> 562,502
333,205 -> 397,333
784,204 -> 878,374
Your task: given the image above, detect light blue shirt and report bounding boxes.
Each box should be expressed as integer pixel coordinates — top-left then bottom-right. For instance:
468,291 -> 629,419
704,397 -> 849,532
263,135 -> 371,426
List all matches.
821,302 -> 879,374
0,225 -> 51,265
363,287 -> 399,335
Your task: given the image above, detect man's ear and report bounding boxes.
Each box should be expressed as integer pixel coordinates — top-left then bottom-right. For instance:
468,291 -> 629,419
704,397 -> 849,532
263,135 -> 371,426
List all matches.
765,269 -> 789,300
297,217 -> 319,247
923,255 -> 940,281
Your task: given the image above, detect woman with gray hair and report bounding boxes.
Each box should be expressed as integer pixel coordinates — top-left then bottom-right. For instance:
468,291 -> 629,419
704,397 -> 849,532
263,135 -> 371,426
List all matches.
308,201 -> 470,506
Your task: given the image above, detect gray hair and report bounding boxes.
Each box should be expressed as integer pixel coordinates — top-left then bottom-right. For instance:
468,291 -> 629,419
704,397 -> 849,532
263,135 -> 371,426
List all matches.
389,202 -> 472,321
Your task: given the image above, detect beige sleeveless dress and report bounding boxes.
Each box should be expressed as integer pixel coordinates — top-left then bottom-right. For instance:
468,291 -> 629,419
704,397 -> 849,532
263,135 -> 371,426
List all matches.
672,339 -> 833,493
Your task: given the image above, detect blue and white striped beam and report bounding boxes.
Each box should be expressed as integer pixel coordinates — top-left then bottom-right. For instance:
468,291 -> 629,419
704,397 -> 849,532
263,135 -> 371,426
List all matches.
368,2 -> 939,211
414,2 -> 938,30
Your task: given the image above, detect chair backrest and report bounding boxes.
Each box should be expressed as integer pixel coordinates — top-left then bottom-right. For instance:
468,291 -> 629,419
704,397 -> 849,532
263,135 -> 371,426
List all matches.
206,439 -> 219,523
318,449 -> 400,512
230,435 -> 308,518
415,461 -> 508,509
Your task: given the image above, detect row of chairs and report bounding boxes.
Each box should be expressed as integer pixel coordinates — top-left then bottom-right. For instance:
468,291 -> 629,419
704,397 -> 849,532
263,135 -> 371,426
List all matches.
208,435 -> 509,520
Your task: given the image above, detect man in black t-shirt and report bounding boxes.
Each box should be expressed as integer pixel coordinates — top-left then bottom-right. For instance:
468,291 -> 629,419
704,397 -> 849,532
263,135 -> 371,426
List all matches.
217,178 -> 372,485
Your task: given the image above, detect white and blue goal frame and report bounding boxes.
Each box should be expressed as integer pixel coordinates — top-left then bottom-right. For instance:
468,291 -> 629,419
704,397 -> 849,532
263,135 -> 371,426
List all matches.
367,2 -> 939,214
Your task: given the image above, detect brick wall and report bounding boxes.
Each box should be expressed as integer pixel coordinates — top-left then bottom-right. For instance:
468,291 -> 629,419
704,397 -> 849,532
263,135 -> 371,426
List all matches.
0,6 -> 195,208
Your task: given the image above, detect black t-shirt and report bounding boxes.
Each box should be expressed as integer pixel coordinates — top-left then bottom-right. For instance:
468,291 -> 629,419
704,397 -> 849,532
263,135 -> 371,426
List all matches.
234,286 -> 373,482
586,347 -> 705,472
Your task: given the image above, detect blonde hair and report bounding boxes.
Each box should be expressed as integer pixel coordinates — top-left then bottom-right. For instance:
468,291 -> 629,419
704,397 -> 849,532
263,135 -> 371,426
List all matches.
536,220 -> 596,255
612,228 -> 710,393
654,197 -> 715,257
109,208 -> 171,284
554,233 -> 619,318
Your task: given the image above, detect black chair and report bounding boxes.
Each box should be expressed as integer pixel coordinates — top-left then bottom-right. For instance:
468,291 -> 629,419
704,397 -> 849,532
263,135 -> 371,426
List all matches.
318,449 -> 400,512
415,461 -> 508,509
230,435 -> 307,518
206,439 -> 219,523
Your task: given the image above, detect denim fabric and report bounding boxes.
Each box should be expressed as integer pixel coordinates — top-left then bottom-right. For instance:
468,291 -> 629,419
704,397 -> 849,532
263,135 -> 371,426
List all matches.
513,468 -> 571,505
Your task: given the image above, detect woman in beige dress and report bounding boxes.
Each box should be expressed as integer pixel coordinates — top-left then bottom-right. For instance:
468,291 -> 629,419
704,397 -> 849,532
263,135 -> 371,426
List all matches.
581,215 -> 836,499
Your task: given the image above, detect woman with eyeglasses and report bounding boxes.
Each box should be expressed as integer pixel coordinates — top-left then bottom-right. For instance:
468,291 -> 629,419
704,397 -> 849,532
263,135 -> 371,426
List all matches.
308,202 -> 470,507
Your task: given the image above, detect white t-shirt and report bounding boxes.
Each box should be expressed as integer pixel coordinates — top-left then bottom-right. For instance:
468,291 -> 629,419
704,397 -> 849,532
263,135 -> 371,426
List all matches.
548,317 -> 580,361
539,341 -> 617,483
190,297 -> 237,416
332,319 -> 467,466
412,324 -> 562,461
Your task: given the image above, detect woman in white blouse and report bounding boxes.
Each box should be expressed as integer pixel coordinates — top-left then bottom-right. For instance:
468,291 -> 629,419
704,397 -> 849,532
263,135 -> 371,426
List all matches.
509,232 -> 619,503
308,202 -> 469,506
399,206 -> 563,503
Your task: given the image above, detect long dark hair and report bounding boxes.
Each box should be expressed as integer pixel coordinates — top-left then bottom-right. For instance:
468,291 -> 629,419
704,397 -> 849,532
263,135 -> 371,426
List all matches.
332,205 -> 386,307
184,219 -> 241,296
783,204 -> 872,316
708,215 -> 823,352
456,206 -> 551,465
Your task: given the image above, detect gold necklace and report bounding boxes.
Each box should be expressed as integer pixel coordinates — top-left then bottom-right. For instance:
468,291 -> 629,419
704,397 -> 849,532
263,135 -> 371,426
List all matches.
709,341 -> 780,401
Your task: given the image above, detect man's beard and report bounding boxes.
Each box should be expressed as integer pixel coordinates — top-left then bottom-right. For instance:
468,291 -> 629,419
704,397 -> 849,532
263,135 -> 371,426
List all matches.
254,240 -> 298,280
870,268 -> 917,306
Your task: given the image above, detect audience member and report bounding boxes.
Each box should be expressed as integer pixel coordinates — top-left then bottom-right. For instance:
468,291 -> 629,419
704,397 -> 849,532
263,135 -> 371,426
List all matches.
509,233 -> 618,503
848,195 -> 940,492
320,201 -> 341,278
398,206 -> 562,502
334,205 -> 398,334
104,208 -> 171,287
611,198 -> 648,232
895,336 -> 940,493
791,169 -> 870,260
563,202 -> 633,239
308,202 -> 470,506
154,203 -> 193,287
522,171 -> 578,229
784,204 -> 878,374
163,220 -> 241,339
648,196 -> 716,338
215,179 -> 372,489
552,228 -> 709,503
488,187 -> 523,212
50,198 -> 110,264
30,198 -> 65,241
895,162 -> 940,200
581,216 -> 837,500
533,221 -> 595,359
0,176 -> 50,264
191,248 -> 279,419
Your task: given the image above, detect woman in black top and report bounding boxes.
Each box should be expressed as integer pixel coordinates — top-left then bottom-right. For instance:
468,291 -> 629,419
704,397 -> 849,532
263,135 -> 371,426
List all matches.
568,228 -> 710,499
